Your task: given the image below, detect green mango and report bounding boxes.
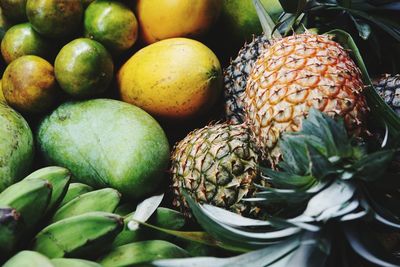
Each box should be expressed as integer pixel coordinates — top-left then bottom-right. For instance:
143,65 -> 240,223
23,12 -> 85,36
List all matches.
37,99 -> 170,199
0,103 -> 34,192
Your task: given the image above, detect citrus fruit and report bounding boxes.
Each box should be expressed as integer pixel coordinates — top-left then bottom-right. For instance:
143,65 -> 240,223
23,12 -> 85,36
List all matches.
54,38 -> 114,98
220,0 -> 283,42
2,55 -> 59,113
1,23 -> 52,64
118,38 -> 222,120
136,0 -> 222,44
26,0 -> 83,38
84,0 -> 138,54
0,0 -> 27,22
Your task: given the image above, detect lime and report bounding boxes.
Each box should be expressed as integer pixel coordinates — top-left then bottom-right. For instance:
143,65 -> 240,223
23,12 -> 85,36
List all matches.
55,38 -> 114,98
26,0 -> 83,38
0,0 -> 27,22
84,0 -> 138,54
2,55 -> 59,113
1,23 -> 52,64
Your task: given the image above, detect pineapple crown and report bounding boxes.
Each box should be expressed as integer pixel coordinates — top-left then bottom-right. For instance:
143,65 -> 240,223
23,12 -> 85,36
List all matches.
158,109 -> 400,267
254,108 -> 394,208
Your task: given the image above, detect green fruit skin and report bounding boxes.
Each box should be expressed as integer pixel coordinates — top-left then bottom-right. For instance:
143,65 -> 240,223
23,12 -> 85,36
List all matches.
26,0 -> 83,38
112,207 -> 186,248
1,23 -> 52,64
84,0 -> 138,54
0,6 -> 11,41
3,250 -> 54,267
37,99 -> 170,199
55,38 -> 114,97
60,182 -> 93,207
99,240 -> 189,267
0,0 -> 27,22
51,258 -> 101,267
220,0 -> 282,40
0,103 -> 34,192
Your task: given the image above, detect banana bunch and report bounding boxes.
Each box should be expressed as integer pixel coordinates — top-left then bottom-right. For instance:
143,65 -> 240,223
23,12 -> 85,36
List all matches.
1,166 -> 190,266
0,166 -> 124,260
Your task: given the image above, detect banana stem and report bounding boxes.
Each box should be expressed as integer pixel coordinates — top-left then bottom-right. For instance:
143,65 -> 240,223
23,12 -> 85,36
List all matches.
253,0 -> 282,39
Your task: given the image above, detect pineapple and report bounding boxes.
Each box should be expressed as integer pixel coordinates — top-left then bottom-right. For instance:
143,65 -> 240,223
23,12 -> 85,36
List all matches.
244,33 -> 369,166
374,74 -> 400,116
166,110 -> 397,266
170,122 -> 261,217
224,35 -> 271,124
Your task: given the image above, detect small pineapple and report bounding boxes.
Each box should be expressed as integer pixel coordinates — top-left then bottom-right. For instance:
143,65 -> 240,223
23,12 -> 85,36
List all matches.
224,35 -> 271,124
170,122 -> 261,217
244,33 -> 369,166
374,74 -> 400,116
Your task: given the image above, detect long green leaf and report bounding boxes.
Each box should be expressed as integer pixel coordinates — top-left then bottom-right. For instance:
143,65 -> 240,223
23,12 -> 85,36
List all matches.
152,237 -> 301,267
326,29 -> 400,141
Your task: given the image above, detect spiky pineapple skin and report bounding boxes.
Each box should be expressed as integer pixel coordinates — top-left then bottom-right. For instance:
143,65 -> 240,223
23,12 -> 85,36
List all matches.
171,122 -> 260,217
244,33 -> 368,166
374,74 -> 400,116
224,35 -> 271,124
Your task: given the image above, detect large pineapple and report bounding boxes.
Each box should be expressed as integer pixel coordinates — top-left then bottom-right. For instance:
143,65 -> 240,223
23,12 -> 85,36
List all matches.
374,74 -> 400,116
244,33 -> 369,166
224,35 -> 271,124
170,122 -> 260,217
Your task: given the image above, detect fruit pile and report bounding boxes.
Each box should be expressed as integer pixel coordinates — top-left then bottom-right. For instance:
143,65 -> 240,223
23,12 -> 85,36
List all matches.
1,0 -> 400,266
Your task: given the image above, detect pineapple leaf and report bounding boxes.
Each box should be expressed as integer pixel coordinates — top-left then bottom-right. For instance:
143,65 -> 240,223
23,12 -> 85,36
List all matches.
279,232 -> 331,267
278,135 -> 310,175
183,191 -> 300,251
127,193 -> 163,231
301,108 -> 351,157
307,144 -> 336,179
260,167 -> 315,189
343,222 -> 400,267
327,29 -> 400,140
301,181 -> 356,220
352,150 -> 395,181
152,237 -> 301,267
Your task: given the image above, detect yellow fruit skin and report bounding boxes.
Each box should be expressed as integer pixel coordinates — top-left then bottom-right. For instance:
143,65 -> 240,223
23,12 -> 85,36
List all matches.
0,80 -> 5,102
117,38 -> 222,120
245,34 -> 368,166
136,0 -> 222,44
2,55 -> 59,113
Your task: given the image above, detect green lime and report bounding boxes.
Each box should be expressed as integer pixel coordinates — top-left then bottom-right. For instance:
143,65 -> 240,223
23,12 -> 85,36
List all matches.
2,55 -> 59,113
55,38 -> 114,97
220,0 -> 283,42
1,23 -> 52,64
0,0 -> 27,22
26,0 -> 83,38
84,0 -> 138,54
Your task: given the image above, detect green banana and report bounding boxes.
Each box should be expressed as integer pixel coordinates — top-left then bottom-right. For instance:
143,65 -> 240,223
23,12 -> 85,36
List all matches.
98,240 -> 190,267
3,250 -> 54,267
0,206 -> 21,256
51,258 -> 101,267
111,207 -> 186,248
25,166 -> 71,212
51,188 -> 121,223
0,178 -> 52,230
0,179 -> 52,254
33,212 -> 124,259
60,183 -> 94,207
